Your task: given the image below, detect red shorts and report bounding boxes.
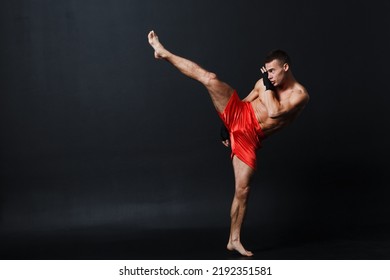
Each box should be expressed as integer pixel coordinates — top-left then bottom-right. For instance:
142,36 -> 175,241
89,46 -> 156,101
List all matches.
218,91 -> 265,170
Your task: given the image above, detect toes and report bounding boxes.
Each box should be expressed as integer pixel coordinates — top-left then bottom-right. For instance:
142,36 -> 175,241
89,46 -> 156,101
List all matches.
148,30 -> 156,41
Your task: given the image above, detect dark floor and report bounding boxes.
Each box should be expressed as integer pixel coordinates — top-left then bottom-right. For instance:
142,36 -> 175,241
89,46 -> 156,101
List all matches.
1,223 -> 390,260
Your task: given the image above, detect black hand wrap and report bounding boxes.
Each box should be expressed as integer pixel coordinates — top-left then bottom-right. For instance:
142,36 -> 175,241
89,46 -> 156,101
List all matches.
261,70 -> 275,91
220,124 -> 229,141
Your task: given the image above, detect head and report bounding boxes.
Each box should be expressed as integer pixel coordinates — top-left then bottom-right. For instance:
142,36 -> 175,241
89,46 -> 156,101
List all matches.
264,49 -> 292,87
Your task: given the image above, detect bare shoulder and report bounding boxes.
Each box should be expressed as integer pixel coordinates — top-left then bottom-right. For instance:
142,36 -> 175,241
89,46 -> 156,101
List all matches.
293,82 -> 308,95
291,82 -> 310,105
294,82 -> 309,97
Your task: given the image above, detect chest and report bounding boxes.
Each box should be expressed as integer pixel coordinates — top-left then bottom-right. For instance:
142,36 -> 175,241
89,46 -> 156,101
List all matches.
258,89 -> 292,105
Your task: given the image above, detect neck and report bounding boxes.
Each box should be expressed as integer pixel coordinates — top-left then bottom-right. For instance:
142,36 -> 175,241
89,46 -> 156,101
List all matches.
277,72 -> 295,91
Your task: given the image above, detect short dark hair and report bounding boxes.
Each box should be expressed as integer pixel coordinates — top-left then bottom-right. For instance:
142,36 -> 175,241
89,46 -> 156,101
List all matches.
264,49 -> 291,66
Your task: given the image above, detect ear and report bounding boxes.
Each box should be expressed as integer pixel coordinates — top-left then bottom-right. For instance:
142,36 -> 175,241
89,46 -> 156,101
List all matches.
283,63 -> 289,72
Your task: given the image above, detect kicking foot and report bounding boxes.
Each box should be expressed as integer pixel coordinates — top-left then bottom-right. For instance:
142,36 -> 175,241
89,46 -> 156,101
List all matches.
148,30 -> 169,59
227,241 -> 254,257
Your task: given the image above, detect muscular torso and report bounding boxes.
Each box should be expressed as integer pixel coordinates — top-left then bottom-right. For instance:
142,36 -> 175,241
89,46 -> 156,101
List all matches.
249,81 -> 308,136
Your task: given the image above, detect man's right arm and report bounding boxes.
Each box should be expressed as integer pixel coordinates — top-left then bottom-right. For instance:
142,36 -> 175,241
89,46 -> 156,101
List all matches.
242,80 -> 262,102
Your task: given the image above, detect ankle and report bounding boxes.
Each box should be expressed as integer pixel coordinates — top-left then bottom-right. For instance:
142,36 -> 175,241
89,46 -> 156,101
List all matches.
229,236 -> 240,243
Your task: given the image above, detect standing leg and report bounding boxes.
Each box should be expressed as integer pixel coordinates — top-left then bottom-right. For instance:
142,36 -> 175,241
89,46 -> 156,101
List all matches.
227,156 -> 255,257
148,30 -> 254,255
148,31 -> 234,112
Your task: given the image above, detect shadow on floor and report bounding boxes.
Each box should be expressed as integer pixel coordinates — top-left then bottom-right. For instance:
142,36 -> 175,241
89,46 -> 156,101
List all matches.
1,223 -> 390,260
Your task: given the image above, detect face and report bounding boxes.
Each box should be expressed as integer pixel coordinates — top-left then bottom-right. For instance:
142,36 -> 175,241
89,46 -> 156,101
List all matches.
264,59 -> 289,87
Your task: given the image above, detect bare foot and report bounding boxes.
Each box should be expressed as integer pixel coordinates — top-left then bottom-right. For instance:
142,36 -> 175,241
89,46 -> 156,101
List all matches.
147,30 -> 169,59
227,240 -> 254,257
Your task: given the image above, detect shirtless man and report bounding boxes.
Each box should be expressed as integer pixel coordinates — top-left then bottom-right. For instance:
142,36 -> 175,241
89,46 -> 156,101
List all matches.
148,30 -> 309,257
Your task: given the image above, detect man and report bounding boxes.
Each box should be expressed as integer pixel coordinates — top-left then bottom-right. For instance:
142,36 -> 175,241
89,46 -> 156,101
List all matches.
148,30 -> 309,256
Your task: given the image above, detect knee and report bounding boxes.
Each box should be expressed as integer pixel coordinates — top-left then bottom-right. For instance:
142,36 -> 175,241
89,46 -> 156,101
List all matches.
201,71 -> 218,87
235,184 -> 250,201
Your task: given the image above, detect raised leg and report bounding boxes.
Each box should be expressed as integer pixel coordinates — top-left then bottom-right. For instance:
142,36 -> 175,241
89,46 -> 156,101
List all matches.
148,30 -> 234,112
227,156 -> 255,257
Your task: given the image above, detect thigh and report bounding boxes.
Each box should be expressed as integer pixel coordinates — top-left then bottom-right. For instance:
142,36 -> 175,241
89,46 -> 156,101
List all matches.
206,78 -> 235,113
232,155 -> 255,188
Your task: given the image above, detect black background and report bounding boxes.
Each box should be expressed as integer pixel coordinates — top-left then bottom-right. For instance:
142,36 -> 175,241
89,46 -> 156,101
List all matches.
0,0 -> 389,259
